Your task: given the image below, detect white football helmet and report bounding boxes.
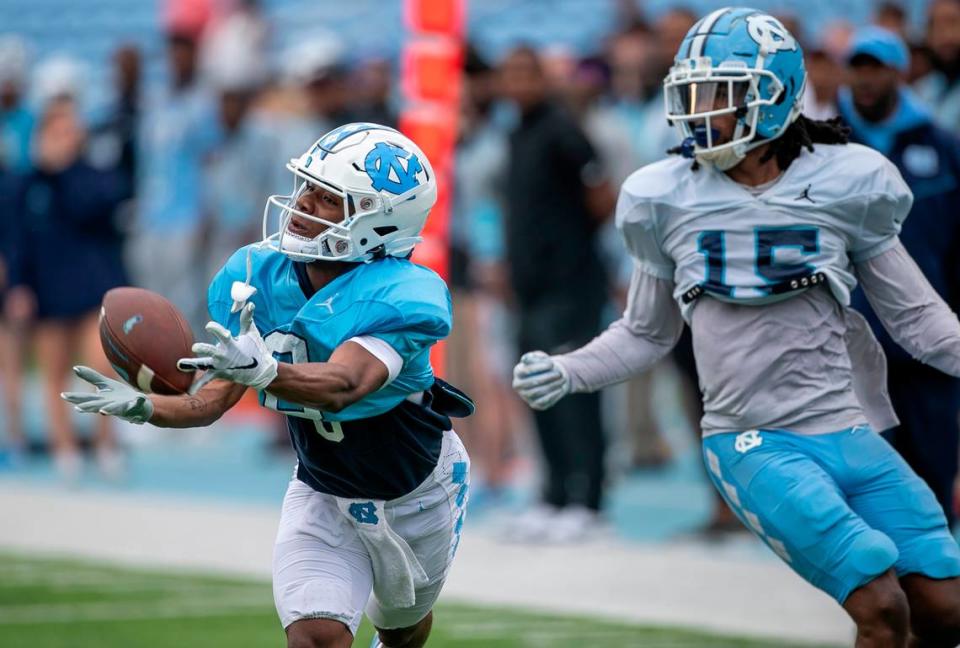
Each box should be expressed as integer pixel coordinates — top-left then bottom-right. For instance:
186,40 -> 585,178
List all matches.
263,122 -> 437,263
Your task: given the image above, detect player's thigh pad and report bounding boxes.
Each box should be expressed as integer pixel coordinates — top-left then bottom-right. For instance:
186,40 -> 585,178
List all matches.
702,430 -> 898,603
272,477 -> 373,634
840,427 -> 960,580
365,430 -> 470,630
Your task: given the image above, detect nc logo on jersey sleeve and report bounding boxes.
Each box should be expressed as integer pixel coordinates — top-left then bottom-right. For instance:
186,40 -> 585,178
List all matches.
746,15 -> 797,53
348,501 -> 380,525
364,142 -> 424,195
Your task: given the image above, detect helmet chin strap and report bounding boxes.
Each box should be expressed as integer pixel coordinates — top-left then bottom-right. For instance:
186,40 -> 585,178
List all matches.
677,134 -> 745,170
696,144 -> 747,171
690,115 -> 768,171
279,230 -> 322,260
696,131 -> 777,171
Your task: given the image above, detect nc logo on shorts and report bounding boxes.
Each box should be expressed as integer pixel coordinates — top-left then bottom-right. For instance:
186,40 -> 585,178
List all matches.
348,501 -> 379,525
734,429 -> 763,454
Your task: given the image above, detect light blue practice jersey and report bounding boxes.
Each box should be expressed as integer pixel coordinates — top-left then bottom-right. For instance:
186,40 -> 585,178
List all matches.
208,245 -> 454,499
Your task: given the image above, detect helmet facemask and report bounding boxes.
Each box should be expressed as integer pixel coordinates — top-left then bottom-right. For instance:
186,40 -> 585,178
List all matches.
263,162 -> 428,263
664,58 -> 786,170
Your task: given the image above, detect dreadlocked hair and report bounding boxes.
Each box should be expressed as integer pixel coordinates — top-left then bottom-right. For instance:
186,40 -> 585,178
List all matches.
666,115 -> 851,171
757,115 -> 850,169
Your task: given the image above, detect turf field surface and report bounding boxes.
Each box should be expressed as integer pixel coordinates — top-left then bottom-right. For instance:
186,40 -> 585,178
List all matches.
0,552 -> 840,647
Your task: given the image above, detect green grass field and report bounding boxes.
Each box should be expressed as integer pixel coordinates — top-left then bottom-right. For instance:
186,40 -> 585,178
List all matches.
0,553 -> 832,647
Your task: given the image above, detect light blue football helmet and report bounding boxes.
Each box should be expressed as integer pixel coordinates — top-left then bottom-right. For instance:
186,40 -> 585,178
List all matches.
664,7 -> 807,169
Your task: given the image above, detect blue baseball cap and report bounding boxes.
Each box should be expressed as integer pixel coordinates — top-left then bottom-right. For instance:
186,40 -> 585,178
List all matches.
847,26 -> 909,72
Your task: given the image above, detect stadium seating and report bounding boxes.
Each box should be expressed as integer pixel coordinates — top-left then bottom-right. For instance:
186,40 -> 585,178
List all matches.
7,0 -> 931,114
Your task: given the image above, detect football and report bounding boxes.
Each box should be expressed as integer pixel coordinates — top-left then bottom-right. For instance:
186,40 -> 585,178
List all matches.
99,287 -> 195,395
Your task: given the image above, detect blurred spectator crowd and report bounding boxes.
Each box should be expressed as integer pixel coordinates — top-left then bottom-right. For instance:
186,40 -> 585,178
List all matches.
1,0 -> 960,542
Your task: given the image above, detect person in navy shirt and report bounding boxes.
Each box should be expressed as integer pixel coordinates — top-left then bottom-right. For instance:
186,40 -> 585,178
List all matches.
64,123 -> 473,648
11,97 -> 127,478
841,27 -> 960,527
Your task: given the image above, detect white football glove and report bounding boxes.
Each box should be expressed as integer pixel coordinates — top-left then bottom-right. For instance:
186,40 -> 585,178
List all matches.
177,302 -> 278,394
512,351 -> 570,410
61,366 -> 154,424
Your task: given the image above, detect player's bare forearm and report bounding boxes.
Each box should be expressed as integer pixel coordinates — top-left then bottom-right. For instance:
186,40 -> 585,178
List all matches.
266,341 -> 389,413
267,362 -> 358,412
148,379 -> 247,428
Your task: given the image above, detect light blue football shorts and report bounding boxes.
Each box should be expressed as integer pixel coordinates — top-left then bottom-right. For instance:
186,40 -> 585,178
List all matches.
702,425 -> 960,603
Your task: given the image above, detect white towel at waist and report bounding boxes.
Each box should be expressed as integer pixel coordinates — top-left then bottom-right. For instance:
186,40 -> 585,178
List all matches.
334,497 -> 428,609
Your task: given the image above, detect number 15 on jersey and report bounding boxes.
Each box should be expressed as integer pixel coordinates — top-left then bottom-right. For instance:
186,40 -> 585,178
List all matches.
697,226 -> 820,298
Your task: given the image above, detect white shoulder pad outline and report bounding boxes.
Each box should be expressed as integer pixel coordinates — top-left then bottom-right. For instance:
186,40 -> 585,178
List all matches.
786,143 -> 894,203
619,157 -> 693,203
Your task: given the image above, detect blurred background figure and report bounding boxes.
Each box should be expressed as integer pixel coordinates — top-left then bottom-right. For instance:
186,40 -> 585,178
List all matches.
200,0 -> 269,83
0,35 -> 33,174
275,33 -> 350,184
588,23 -> 653,183
803,45 -> 843,120
88,45 -> 142,203
0,169 -> 28,465
0,34 -> 33,462
820,20 -> 856,62
633,8 -> 697,165
499,45 -> 616,542
842,26 -> 960,528
448,44 -> 521,505
874,1 -> 909,39
201,77 -> 272,280
916,0 -> 960,135
582,22 -> 673,472
130,10 -> 219,335
346,56 -> 398,127
8,84 -> 127,480
200,11 -> 272,280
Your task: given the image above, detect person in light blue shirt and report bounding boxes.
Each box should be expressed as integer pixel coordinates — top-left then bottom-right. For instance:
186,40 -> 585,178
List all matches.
130,29 -> 220,333
201,69 -> 276,284
0,35 -> 33,173
64,123 -> 473,648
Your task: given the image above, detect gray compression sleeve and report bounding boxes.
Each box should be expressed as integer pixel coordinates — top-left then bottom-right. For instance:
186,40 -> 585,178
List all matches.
553,265 -> 684,393
857,240 -> 960,377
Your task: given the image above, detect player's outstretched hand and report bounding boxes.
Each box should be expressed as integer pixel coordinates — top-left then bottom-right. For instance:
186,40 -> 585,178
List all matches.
177,302 -> 278,394
61,366 -> 154,424
512,351 -> 570,410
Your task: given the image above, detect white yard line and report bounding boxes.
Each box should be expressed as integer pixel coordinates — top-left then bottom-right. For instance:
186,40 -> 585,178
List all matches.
0,596 -> 272,624
0,484 -> 852,645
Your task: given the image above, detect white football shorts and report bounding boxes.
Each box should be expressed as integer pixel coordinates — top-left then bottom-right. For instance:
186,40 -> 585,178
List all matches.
272,430 -> 470,634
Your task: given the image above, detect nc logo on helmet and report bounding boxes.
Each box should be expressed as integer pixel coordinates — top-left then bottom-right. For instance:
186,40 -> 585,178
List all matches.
364,142 -> 424,195
747,15 -> 797,54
